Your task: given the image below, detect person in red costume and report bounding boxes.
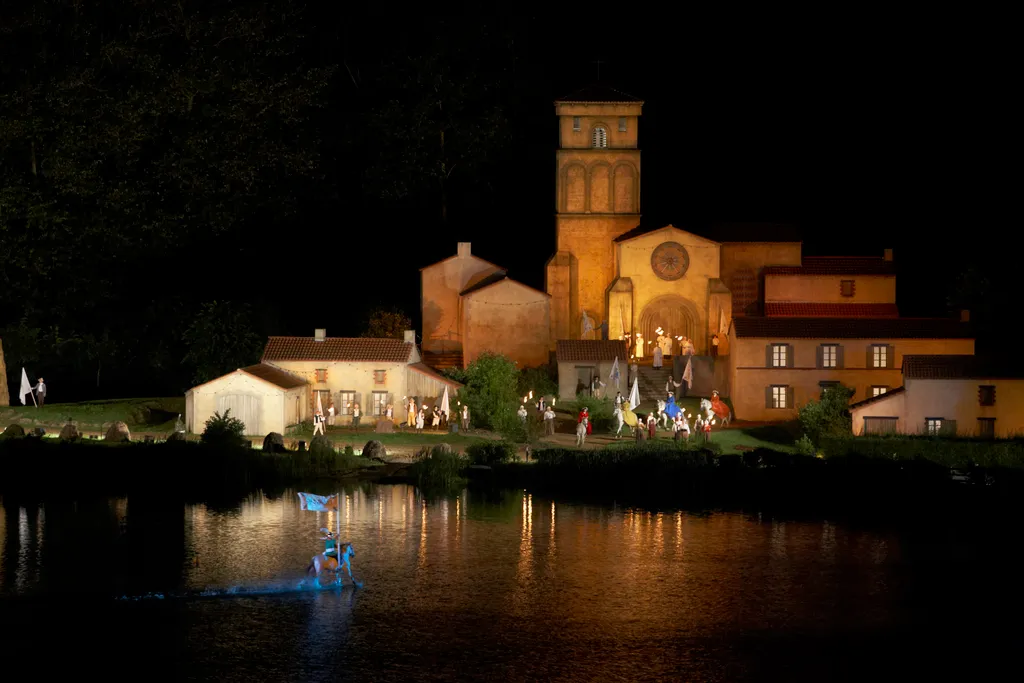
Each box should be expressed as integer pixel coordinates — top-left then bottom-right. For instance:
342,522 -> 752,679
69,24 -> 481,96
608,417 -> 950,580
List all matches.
577,406 -> 593,435
710,390 -> 732,424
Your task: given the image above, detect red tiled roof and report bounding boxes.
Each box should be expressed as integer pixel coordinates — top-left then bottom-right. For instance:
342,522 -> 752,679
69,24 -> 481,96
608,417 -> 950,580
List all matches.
849,386 -> 906,409
732,317 -> 974,340
241,364 -> 307,389
902,355 -> 1024,380
765,303 -> 899,317
556,340 -> 629,363
763,257 -> 896,276
262,337 -> 414,363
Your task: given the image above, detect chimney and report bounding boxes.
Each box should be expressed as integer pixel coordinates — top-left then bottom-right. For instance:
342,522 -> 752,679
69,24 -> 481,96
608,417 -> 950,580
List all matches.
457,242 -> 471,258
404,330 -> 416,344
883,248 -> 893,261
960,309 -> 970,323
314,328 -> 326,342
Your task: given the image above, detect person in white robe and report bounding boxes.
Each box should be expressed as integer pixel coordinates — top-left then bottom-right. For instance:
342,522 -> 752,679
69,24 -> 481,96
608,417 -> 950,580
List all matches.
327,403 -> 336,427
652,345 -> 663,369
415,410 -> 425,431
658,334 -> 673,358
634,333 -> 644,358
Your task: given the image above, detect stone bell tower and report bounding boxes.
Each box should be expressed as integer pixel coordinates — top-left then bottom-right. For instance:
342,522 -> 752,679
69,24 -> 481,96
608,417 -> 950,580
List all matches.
545,85 -> 643,346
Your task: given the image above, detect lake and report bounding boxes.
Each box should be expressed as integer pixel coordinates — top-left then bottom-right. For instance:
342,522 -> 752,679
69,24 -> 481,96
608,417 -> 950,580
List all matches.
0,484 -> 1017,681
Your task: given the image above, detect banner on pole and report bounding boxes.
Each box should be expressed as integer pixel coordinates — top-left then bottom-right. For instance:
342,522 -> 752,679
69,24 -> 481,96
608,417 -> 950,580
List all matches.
19,368 -> 33,406
297,492 -> 338,511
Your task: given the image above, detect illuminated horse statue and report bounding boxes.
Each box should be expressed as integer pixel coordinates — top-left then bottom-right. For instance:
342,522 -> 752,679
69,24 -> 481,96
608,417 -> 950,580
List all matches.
308,539 -> 360,587
701,391 -> 732,428
576,417 -> 589,447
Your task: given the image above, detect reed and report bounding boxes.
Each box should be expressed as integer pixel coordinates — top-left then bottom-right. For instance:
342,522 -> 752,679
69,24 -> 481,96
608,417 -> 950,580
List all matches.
408,444 -> 469,491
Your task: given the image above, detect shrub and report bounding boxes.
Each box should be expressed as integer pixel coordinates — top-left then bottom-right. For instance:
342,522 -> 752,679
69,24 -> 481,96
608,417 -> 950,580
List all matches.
795,434 -> 817,457
410,444 -> 469,490
820,435 -> 1024,470
457,352 -> 521,432
201,410 -> 246,447
466,440 -> 517,466
517,366 -> 558,402
567,395 -> 615,432
799,385 -> 854,445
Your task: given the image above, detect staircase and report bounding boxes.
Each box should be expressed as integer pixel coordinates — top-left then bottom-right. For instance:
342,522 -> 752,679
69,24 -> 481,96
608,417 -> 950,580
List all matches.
637,365 -> 675,402
422,352 -> 464,372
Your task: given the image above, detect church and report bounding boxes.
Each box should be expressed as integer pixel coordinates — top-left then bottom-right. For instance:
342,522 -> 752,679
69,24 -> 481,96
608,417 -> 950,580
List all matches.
420,86 -> 974,422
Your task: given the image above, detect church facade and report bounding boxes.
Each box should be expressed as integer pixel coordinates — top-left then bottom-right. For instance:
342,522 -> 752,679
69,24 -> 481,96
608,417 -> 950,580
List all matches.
420,86 -> 975,423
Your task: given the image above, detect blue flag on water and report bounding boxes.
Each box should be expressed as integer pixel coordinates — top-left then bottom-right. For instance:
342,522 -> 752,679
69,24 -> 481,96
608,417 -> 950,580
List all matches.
297,493 -> 337,511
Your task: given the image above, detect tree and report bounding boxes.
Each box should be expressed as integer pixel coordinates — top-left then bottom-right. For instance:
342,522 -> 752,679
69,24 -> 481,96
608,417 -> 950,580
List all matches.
362,308 -> 413,340
457,352 -> 520,433
798,385 -> 855,446
182,301 -> 264,385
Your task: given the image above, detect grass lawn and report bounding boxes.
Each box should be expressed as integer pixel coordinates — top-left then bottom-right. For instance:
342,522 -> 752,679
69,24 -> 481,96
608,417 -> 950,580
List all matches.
0,397 -> 184,432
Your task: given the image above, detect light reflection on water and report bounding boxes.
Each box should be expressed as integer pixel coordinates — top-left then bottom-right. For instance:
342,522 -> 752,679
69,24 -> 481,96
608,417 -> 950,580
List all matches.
0,486 -> 1014,680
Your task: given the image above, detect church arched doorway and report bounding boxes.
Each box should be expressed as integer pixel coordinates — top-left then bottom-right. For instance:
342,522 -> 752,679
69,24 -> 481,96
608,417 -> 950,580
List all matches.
637,296 -> 700,357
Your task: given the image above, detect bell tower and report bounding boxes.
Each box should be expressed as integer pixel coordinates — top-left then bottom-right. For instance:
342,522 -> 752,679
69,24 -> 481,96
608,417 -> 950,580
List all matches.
545,85 -> 642,346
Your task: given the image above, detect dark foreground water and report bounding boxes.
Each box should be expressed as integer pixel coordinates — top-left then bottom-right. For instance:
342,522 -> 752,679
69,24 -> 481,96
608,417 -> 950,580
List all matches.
0,485 -> 1018,681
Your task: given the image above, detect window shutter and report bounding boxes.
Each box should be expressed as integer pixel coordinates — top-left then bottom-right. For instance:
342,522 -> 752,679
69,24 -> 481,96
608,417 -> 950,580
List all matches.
816,345 -> 823,369
786,344 -> 794,368
942,419 -> 957,436
867,347 -> 874,369
354,392 -> 362,416
765,386 -> 773,409
786,386 -> 795,409
766,345 -> 773,367
837,345 -> 845,369
887,345 -> 895,369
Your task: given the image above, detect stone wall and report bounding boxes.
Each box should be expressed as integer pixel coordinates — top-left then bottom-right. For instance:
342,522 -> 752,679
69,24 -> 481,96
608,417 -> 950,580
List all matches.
463,279 -> 551,369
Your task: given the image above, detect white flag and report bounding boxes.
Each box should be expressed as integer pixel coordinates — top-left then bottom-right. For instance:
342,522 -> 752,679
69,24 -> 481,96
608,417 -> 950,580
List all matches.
683,357 -> 693,389
19,368 -> 33,406
609,357 -> 621,389
628,377 -> 640,411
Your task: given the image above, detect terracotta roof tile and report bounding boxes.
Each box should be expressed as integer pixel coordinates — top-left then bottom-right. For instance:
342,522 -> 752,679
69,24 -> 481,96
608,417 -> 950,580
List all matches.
241,364 -> 307,389
262,337 -> 414,363
556,340 -> 629,363
732,317 -> 974,340
765,303 -> 899,317
763,257 -> 896,276
849,386 -> 905,409
902,355 -> 1024,379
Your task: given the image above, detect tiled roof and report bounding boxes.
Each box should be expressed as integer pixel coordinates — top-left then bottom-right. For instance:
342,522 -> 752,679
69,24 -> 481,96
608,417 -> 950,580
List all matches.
763,257 -> 896,276
902,355 -> 1024,380
556,85 -> 642,103
765,303 -> 899,317
241,364 -> 307,390
849,386 -> 905,409
262,337 -> 414,363
407,362 -> 464,388
556,340 -> 629,363
732,317 -> 974,339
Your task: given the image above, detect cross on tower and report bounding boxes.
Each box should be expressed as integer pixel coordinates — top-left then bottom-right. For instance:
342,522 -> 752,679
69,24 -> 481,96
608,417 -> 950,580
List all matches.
592,60 -> 606,81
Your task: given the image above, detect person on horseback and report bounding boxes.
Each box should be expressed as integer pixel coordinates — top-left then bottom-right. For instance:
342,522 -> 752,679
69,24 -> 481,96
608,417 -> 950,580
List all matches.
307,529 -> 338,575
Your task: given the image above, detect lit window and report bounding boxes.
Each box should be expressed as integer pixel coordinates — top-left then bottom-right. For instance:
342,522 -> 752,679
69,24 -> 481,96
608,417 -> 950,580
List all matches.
372,391 -> 388,416
315,368 -> 327,383
592,126 -> 607,148
822,344 -> 837,368
840,280 -> 855,297
772,344 -> 787,367
374,370 -> 386,385
926,418 -> 942,435
618,117 -> 627,132
979,385 -> 995,406
573,116 -> 581,131
772,385 -> 788,409
872,386 -> 888,397
872,345 -> 888,368
339,391 -> 356,416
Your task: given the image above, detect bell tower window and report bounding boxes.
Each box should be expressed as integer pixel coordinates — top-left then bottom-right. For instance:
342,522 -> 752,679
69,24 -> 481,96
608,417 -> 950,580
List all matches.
591,126 -> 608,148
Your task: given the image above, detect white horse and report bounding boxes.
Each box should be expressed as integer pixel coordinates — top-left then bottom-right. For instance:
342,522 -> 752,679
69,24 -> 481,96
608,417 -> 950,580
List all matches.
701,397 -> 731,427
576,417 -> 588,447
308,542 -> 361,587
613,406 -> 625,438
657,399 -> 672,430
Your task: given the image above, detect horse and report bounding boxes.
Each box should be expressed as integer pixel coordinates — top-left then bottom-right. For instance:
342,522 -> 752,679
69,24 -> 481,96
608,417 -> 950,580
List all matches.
702,395 -> 732,427
309,542 -> 360,587
656,399 -> 670,430
613,406 -> 625,438
576,417 -> 588,447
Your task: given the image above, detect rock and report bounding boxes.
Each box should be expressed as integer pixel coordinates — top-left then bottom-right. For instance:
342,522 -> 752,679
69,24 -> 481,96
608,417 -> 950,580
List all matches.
374,419 -> 394,434
105,421 -> 131,442
262,432 -> 286,453
309,434 -> 334,455
362,439 -> 387,462
59,423 -> 81,441
2,424 -> 25,438
166,431 -> 187,443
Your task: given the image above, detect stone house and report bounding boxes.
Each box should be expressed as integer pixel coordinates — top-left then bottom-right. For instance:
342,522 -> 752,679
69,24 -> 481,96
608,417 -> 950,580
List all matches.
849,355 -> 1024,438
555,340 -> 629,400
185,363 -> 307,435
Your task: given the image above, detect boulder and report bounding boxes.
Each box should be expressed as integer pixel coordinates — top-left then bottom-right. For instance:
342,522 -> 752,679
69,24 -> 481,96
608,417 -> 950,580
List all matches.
309,434 -> 334,455
362,439 -> 387,462
262,432 -> 287,453
2,424 -> 25,438
166,431 -> 187,443
374,419 -> 394,434
105,421 -> 131,442
59,423 -> 81,441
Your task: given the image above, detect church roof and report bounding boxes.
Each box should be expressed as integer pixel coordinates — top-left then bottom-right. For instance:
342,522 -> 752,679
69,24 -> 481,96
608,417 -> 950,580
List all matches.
764,303 -> 899,317
902,355 -> 1024,380
614,222 -> 802,244
460,276 -> 550,299
262,337 -> 415,363
732,317 -> 974,340
556,340 -> 629,363
764,257 -> 896,276
556,85 -> 642,104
